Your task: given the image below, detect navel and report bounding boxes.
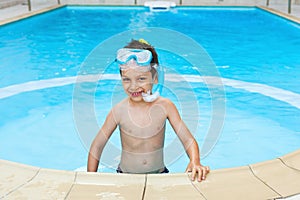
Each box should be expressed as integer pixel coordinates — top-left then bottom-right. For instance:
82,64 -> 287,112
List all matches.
142,159 -> 147,165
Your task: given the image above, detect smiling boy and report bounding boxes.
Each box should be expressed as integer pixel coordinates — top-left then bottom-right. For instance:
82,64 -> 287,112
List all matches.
87,39 -> 209,181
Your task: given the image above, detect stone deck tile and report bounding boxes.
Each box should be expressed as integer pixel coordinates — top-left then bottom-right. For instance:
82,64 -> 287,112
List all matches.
66,172 -> 145,200
191,166 -> 280,200
258,6 -> 300,24
0,4 -> 64,26
144,173 -> 206,200
250,159 -> 300,198
280,149 -> 300,171
0,159 -> 40,198
5,168 -> 75,199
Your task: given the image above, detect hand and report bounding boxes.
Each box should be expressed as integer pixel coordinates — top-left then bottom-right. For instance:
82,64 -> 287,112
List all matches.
185,162 -> 210,182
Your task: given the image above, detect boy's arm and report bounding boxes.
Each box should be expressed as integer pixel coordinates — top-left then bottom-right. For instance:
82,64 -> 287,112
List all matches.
87,109 -> 118,172
166,99 -> 210,182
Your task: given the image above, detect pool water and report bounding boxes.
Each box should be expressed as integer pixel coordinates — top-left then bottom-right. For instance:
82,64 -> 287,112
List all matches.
0,6 -> 299,172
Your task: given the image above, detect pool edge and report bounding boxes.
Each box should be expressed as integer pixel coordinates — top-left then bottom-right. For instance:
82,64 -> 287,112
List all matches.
1,149 -> 300,199
0,4 -> 66,26
1,4 -> 299,26
257,5 -> 300,24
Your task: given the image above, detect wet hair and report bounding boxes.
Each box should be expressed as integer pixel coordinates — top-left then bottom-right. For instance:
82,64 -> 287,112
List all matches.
120,39 -> 159,78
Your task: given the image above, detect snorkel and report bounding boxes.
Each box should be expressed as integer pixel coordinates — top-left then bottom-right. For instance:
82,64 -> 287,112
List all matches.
141,63 -> 160,102
116,39 -> 162,102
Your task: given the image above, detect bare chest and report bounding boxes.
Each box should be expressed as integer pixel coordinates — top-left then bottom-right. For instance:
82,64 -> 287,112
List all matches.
119,104 -> 167,138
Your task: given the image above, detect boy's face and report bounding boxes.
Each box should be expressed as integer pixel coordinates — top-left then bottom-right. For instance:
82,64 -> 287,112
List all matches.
121,67 -> 156,102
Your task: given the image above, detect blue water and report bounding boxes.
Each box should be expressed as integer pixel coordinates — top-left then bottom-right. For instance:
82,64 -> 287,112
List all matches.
0,6 -> 299,171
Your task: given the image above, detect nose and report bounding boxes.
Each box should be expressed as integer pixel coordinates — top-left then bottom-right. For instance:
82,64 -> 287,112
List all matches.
128,80 -> 138,91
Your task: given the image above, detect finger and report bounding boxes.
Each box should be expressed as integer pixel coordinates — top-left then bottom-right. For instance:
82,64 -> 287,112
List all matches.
185,167 -> 191,173
197,168 -> 203,182
206,166 -> 210,172
202,166 -> 211,180
201,168 -> 207,180
191,168 -> 197,181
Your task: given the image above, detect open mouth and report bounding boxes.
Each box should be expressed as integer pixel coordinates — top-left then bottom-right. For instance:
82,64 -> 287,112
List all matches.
130,91 -> 143,97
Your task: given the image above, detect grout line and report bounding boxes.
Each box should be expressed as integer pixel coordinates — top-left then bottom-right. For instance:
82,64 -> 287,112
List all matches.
248,165 -> 282,198
64,171 -> 78,200
186,172 -> 208,200
1,167 -> 41,198
277,158 -> 300,172
141,174 -> 147,200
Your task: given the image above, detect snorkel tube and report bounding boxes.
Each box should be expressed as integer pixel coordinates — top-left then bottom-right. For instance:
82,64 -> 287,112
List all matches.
139,38 -> 163,102
141,64 -> 164,102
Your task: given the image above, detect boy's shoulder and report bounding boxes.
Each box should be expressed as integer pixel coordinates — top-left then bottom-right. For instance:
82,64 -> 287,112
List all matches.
154,96 -> 176,109
112,98 -> 128,111
156,96 -> 172,104
109,98 -> 127,122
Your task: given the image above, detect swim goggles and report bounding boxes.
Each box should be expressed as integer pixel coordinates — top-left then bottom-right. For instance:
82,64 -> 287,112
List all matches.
116,48 -> 153,69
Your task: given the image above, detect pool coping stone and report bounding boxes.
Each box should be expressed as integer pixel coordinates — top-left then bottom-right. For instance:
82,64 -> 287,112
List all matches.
1,150 -> 300,199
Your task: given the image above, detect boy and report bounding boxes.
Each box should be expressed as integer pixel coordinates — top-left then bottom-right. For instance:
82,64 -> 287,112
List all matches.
88,39 -> 209,182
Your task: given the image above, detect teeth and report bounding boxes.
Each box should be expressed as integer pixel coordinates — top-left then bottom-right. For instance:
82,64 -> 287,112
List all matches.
131,92 -> 141,96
